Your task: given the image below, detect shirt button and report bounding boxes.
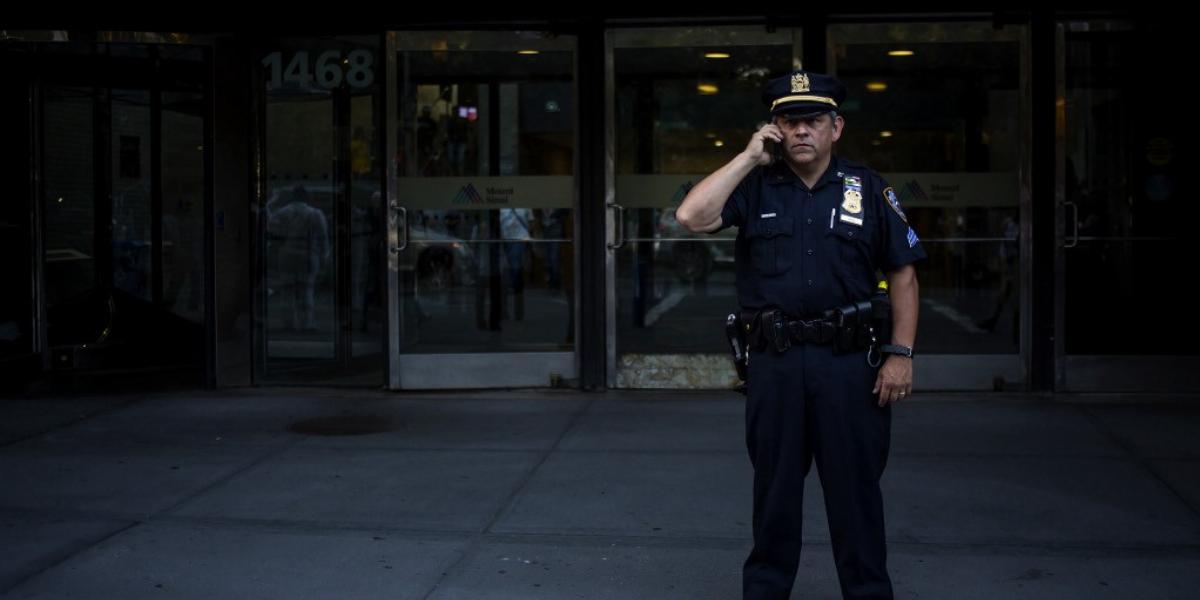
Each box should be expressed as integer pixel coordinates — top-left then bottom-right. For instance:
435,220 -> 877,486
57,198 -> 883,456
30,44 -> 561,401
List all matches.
807,280 -> 814,286
806,218 -> 813,225
807,249 -> 814,255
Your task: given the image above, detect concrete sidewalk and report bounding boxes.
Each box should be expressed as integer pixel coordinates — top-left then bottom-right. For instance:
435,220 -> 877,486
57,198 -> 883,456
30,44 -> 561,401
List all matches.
2,388 -> 1198,599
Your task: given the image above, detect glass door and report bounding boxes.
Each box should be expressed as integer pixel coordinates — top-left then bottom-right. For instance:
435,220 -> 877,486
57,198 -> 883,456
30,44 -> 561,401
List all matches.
33,43 -> 209,379
255,35 -> 385,385
0,45 -> 38,384
828,21 -> 1030,391
1056,20 -> 1198,391
389,31 -> 577,389
605,26 -> 798,388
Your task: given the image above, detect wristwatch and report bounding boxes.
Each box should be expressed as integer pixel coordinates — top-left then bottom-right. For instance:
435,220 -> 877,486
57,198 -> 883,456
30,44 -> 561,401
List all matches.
880,344 -> 914,358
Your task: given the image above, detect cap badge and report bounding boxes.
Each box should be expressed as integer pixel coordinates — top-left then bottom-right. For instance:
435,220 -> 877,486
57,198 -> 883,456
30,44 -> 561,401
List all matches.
791,73 -> 810,93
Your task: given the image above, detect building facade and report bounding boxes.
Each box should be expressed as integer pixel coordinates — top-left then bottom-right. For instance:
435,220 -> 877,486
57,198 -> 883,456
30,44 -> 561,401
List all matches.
2,10 -> 1193,392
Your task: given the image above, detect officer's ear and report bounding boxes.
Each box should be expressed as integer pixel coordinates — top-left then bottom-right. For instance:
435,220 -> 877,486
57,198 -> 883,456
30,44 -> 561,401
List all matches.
829,113 -> 844,142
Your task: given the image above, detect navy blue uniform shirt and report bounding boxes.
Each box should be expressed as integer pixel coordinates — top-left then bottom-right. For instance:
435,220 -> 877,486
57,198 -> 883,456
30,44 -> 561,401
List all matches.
715,155 -> 927,317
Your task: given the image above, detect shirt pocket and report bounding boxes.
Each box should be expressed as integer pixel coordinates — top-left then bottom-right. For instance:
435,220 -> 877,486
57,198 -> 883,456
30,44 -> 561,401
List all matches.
827,219 -> 878,290
746,215 -> 794,277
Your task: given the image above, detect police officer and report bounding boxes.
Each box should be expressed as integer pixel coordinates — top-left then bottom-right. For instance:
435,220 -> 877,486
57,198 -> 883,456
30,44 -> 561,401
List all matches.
676,70 -> 925,600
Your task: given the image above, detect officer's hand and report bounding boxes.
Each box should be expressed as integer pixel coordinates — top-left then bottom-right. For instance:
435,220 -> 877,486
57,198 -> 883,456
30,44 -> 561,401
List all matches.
744,124 -> 784,166
873,355 -> 913,407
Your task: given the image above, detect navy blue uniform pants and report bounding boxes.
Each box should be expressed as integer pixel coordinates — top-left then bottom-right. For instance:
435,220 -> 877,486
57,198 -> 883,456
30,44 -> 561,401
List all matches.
742,343 -> 893,600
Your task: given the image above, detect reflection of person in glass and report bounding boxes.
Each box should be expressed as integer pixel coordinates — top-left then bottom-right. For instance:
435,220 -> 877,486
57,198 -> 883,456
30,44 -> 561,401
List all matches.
977,214 -> 1018,334
352,191 -> 381,332
417,106 -> 439,175
112,183 -> 152,299
446,105 -> 469,176
162,193 -> 203,316
269,185 -> 329,331
539,208 -> 567,289
500,207 -> 533,321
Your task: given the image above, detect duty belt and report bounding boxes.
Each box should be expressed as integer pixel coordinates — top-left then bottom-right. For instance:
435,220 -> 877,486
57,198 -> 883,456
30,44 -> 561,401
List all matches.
746,308 -> 837,353
729,289 -> 892,384
787,318 -> 837,345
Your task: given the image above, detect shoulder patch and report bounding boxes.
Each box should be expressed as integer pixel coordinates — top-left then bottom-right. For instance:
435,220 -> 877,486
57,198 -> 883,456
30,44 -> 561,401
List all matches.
883,187 -> 908,223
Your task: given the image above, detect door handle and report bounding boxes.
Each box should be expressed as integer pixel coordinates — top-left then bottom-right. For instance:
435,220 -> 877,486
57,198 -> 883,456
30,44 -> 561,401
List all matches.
607,202 -> 626,250
390,202 -> 408,253
1064,201 -> 1078,249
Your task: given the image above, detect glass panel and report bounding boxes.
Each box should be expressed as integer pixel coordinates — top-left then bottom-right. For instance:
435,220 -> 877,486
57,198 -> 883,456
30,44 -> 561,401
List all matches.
264,66 -> 337,361
613,27 -> 794,357
161,91 -> 205,323
396,31 -> 576,354
111,88 -> 153,301
918,238 -> 1019,350
42,86 -> 102,347
258,36 -> 384,384
0,61 -> 34,361
829,22 -> 1024,354
26,44 -> 210,378
1062,21 -> 1193,356
350,91 -> 385,360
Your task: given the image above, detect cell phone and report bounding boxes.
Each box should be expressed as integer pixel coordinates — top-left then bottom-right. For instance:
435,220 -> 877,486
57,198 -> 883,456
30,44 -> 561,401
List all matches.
756,121 -> 781,164
766,137 -> 783,164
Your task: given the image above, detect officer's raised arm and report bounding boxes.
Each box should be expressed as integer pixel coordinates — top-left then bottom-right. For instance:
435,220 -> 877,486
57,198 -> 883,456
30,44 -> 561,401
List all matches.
675,123 -> 782,233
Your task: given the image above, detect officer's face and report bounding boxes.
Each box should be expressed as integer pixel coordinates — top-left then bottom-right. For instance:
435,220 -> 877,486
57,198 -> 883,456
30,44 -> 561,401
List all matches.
773,113 -> 843,168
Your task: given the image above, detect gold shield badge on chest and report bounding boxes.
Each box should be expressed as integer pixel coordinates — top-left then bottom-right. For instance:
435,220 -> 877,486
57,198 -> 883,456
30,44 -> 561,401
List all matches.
842,189 -> 863,214
838,176 -> 865,226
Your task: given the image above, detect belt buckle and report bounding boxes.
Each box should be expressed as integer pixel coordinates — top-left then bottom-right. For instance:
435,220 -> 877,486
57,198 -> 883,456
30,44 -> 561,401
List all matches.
799,320 -> 817,343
